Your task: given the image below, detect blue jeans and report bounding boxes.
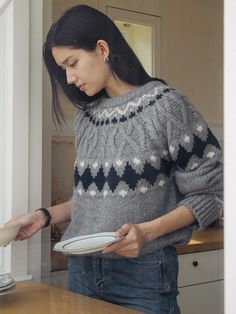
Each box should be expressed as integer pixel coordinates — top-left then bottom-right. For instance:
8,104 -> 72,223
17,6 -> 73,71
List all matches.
68,246 -> 180,314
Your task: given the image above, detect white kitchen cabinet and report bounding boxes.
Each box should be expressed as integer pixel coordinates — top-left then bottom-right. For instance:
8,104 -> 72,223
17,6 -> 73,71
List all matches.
177,249 -> 224,314
178,281 -> 220,314
219,280 -> 224,314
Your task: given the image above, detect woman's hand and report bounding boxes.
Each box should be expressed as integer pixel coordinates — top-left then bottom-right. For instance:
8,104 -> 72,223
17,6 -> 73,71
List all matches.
5,211 -> 46,241
102,223 -> 148,258
5,201 -> 72,241
102,206 -> 196,258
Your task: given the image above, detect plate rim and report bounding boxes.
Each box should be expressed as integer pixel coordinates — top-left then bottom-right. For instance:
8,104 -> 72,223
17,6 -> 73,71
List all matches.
62,234 -> 117,250
53,232 -> 124,254
54,232 -> 116,248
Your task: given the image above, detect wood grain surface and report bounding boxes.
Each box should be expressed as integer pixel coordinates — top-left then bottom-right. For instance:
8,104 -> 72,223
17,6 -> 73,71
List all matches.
0,280 -> 143,314
177,227 -> 223,255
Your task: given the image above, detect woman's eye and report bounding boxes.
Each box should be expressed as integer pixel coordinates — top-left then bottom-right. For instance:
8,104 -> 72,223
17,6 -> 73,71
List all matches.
69,61 -> 77,68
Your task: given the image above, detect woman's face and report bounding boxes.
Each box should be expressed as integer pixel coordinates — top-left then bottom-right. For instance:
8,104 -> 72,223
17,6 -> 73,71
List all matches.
52,45 -> 112,96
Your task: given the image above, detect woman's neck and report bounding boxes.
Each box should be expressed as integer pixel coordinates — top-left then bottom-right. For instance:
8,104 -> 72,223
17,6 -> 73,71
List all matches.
105,76 -> 139,98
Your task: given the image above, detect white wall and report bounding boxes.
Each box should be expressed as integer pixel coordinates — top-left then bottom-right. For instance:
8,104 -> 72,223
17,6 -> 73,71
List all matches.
168,0 -> 223,126
224,1 -> 236,313
0,0 -> 14,273
0,1 -> 13,227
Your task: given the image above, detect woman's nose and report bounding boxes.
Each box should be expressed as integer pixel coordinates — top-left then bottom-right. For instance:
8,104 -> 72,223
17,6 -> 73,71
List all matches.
66,71 -> 77,85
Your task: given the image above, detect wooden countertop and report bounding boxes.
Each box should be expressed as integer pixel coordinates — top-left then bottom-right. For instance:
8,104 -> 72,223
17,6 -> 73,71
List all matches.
177,227 -> 224,255
0,281 -> 142,314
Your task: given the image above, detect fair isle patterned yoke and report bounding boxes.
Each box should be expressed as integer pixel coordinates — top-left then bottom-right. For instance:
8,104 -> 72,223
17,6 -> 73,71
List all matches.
62,80 -> 223,257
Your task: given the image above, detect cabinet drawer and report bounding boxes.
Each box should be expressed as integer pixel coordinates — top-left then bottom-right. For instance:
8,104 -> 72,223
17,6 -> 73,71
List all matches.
218,249 -> 224,280
178,250 -> 219,287
178,281 -> 220,314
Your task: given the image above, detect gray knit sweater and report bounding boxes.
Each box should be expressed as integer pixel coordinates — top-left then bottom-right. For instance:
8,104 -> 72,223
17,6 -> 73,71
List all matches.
62,81 -> 223,257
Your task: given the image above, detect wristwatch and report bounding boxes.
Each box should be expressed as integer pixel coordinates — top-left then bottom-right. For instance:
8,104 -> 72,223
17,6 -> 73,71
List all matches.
35,208 -> 51,228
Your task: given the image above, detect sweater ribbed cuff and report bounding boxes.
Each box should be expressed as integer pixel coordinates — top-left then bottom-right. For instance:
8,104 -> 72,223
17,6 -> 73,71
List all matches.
179,195 -> 221,230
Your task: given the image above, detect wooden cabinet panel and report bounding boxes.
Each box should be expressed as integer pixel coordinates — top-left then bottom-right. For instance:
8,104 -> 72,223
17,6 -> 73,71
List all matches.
52,137 -> 75,205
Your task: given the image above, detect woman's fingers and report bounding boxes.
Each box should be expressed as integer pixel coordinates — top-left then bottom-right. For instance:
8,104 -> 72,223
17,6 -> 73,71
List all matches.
102,235 -> 128,254
13,219 -> 44,240
115,223 -> 131,238
103,223 -> 145,257
6,211 -> 46,240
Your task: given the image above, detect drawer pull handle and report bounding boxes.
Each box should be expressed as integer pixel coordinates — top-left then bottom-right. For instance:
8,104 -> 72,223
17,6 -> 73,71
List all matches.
192,261 -> 198,267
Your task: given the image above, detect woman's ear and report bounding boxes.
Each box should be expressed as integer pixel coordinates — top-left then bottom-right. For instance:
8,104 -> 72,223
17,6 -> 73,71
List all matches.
96,40 -> 110,62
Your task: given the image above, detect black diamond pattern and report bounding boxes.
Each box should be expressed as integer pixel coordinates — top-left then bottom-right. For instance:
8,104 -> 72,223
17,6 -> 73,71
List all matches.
80,167 -> 93,190
94,167 -> 106,191
141,162 -> 158,185
74,166 -> 79,187
106,166 -> 121,192
74,127 -> 220,193
159,158 -> 173,177
74,159 -> 173,193
122,164 -> 139,190
176,128 -> 221,170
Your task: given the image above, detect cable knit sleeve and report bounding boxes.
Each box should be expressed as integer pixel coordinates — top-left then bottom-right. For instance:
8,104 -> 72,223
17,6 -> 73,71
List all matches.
162,91 -> 223,230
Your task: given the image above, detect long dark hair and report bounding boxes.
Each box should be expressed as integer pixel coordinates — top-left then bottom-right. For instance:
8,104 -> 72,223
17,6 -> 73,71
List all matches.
43,4 -> 165,125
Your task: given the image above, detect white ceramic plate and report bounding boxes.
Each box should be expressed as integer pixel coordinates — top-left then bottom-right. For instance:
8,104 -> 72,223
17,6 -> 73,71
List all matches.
53,232 -> 124,255
0,224 -> 21,247
0,277 -> 15,290
0,282 -> 16,294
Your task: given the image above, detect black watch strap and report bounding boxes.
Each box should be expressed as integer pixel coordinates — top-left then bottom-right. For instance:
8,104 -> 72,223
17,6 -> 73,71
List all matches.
36,208 -> 51,228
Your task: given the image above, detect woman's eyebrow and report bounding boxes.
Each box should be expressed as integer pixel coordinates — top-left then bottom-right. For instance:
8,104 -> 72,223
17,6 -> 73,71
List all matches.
61,55 -> 74,65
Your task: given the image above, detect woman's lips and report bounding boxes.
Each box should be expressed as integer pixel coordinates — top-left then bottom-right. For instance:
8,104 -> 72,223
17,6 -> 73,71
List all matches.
78,84 -> 86,91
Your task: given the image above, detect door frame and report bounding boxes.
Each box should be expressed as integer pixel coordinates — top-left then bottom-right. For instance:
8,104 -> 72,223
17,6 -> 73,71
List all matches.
0,0 -> 52,280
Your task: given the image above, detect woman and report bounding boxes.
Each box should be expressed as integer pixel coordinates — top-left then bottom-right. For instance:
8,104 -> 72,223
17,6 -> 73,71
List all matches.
7,5 -> 223,314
